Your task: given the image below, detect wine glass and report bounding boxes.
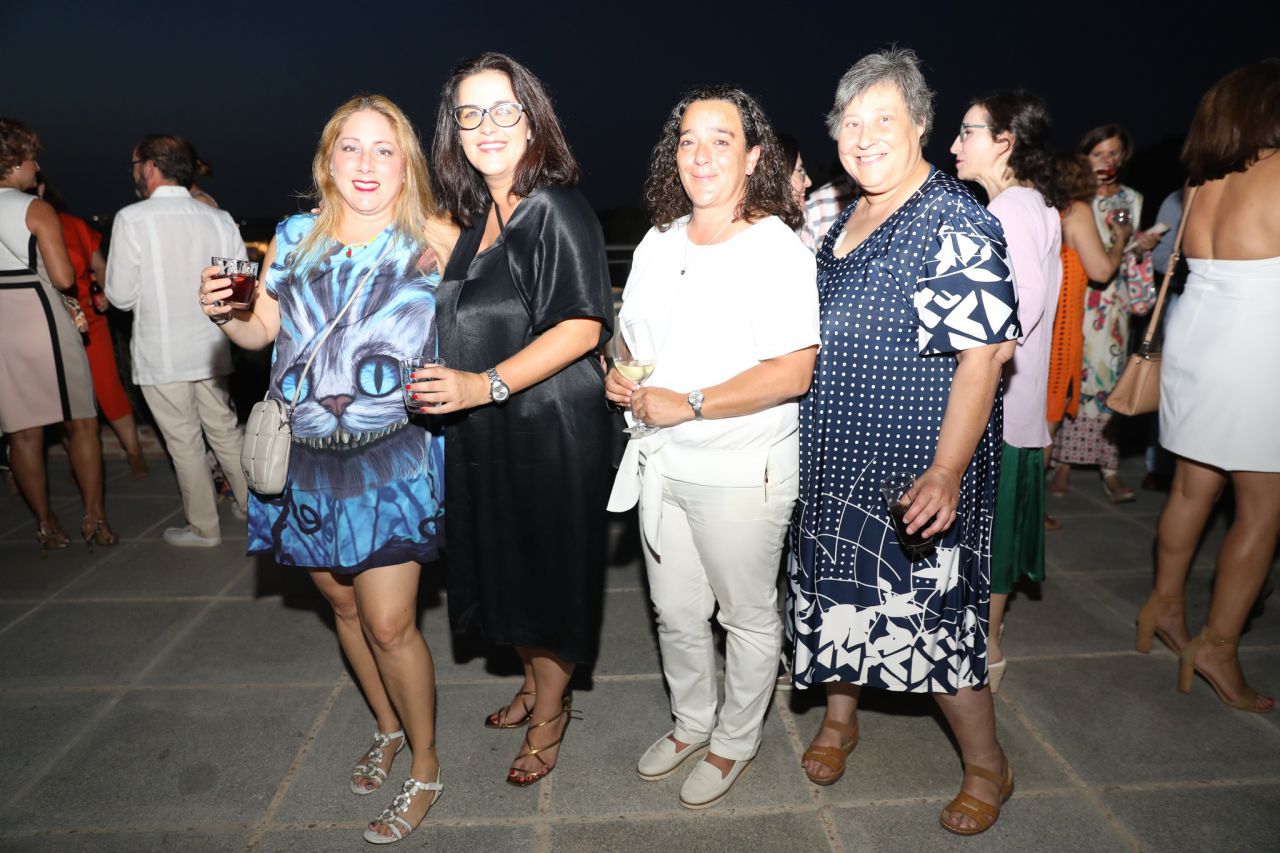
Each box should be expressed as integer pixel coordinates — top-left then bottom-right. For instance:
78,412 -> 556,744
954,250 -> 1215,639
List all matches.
615,318 -> 659,437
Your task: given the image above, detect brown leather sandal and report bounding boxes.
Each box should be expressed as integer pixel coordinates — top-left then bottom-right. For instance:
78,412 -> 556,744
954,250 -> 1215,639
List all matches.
1178,627 -> 1275,713
1135,593 -> 1185,655
801,718 -> 859,786
940,759 -> 1014,835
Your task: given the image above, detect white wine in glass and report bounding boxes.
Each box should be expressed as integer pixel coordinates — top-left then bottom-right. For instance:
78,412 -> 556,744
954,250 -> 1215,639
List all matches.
616,318 -> 660,437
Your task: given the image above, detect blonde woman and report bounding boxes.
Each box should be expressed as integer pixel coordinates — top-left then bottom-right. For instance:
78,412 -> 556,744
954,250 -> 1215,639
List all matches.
199,95 -> 455,845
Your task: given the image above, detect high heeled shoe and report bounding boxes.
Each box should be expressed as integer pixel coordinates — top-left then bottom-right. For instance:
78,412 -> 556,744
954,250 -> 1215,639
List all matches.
1178,627 -> 1275,713
1135,593 -> 1185,654
485,690 -> 536,729
35,523 -> 69,557
126,451 -> 149,480
507,706 -> 582,786
81,516 -> 118,552
1101,475 -> 1136,504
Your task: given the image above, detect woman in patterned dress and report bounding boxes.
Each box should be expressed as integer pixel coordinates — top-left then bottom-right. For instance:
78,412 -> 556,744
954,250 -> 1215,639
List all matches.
787,49 -> 1020,835
199,95 -> 455,845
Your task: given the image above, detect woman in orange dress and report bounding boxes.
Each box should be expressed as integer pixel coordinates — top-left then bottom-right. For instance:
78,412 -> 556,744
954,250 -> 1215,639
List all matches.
39,178 -> 148,478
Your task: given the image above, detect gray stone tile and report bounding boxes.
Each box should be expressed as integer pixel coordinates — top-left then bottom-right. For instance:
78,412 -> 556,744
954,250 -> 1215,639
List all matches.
0,542 -> 109,600
549,811 -> 829,853
593,587 -> 662,676
0,831 -> 249,852
255,823 -> 533,852
830,793 -> 1131,852
1045,513 -> 1155,573
549,680 -> 809,816
0,690 -> 115,792
0,601 -> 36,631
1000,576 -> 1139,659
54,541 -> 253,599
141,598 -> 345,686
785,689 -> 1070,800
272,681 -> 541,824
0,496 -> 184,543
1006,653 -> 1280,786
0,686 -> 329,833
1104,783 -> 1280,853
222,557 -> 324,600
0,600 -> 206,688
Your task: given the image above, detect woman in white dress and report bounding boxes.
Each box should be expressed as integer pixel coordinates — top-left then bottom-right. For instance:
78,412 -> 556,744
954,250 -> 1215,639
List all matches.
1136,59 -> 1280,713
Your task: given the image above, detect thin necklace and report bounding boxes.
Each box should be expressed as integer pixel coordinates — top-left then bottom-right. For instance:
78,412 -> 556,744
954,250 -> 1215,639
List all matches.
339,238 -> 373,258
680,216 -> 735,276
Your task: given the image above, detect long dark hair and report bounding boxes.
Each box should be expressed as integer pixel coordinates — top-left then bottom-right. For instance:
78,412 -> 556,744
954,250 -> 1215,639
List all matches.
431,52 -> 579,228
644,85 -> 800,231
1182,58 -> 1280,185
1078,123 -> 1133,163
970,89 -> 1064,210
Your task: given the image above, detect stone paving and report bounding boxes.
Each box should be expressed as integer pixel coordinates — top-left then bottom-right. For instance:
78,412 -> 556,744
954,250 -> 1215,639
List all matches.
1,454 -> 1278,852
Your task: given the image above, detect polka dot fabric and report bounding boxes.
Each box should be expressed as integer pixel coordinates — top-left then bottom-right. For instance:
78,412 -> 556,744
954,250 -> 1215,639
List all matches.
787,169 -> 1019,694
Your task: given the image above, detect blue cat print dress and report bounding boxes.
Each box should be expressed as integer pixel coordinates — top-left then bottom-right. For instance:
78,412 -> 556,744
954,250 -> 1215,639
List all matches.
246,214 -> 444,572
787,169 -> 1019,694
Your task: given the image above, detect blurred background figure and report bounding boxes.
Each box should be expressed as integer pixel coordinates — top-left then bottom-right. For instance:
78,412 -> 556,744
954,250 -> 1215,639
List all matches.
1139,58 -> 1280,714
799,170 -> 856,252
37,174 -> 148,479
1050,124 -> 1160,502
189,144 -> 218,208
0,118 -> 115,552
951,88 -> 1063,692
777,132 -> 813,214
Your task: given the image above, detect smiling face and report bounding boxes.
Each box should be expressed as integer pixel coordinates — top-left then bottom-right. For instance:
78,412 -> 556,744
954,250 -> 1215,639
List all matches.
676,99 -> 761,216
329,109 -> 405,219
456,69 -> 529,195
836,82 -> 925,197
950,105 -> 1003,182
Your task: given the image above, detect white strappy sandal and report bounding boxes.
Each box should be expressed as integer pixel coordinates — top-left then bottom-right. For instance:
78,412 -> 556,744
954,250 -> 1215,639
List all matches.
363,772 -> 443,845
351,730 -> 406,795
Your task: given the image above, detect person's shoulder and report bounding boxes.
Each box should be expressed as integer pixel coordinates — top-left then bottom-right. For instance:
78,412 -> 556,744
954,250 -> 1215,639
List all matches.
926,170 -> 1000,227
274,213 -> 317,249
524,185 -> 594,222
113,198 -> 150,223
751,215 -> 811,254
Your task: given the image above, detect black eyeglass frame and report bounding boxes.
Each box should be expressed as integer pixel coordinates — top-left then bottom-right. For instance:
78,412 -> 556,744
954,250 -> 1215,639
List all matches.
451,102 -> 526,131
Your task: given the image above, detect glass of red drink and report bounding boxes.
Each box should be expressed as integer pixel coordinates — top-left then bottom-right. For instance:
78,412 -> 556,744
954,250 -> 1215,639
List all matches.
880,472 -> 937,560
211,257 -> 259,309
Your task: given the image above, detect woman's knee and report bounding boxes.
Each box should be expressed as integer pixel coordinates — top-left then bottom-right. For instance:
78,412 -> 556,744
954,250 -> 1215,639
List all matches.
360,608 -> 417,652
312,574 -> 359,621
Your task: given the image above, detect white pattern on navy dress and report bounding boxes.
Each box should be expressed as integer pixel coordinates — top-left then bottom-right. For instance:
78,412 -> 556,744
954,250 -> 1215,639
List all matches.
787,169 -> 1019,694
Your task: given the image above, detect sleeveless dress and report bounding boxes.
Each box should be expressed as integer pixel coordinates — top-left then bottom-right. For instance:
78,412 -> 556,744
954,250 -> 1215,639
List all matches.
0,187 -> 96,433
246,215 -> 444,571
437,186 -> 614,664
1161,255 -> 1280,472
1047,245 -> 1086,423
787,169 -> 1020,694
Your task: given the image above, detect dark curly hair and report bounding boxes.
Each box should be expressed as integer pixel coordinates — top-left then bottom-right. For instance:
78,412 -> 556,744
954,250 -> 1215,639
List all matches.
970,89 -> 1065,211
644,85 -> 801,231
431,52 -> 579,228
0,117 -> 40,175
1054,151 -> 1097,206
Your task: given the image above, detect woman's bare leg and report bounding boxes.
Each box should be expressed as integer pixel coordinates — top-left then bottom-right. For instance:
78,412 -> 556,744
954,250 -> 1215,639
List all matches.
802,682 -> 862,782
508,646 -> 575,780
7,426 -> 56,530
1150,458 -> 1226,648
65,417 -> 106,524
936,687 -> 1007,832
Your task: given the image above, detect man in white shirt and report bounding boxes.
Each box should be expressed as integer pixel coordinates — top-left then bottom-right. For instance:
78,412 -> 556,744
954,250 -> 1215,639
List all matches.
106,135 -> 248,547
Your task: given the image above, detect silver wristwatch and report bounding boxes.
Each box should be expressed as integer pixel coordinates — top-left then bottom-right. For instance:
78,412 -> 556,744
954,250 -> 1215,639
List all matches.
687,389 -> 705,421
486,367 -> 510,403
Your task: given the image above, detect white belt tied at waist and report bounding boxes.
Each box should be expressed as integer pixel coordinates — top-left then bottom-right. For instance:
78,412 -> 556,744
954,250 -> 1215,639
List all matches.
607,429 -> 799,556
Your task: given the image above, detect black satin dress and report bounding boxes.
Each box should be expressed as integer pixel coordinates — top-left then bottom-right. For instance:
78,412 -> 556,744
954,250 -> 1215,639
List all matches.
438,186 -> 614,664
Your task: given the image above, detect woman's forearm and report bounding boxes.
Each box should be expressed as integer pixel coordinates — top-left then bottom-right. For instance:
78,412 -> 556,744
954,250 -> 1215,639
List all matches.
494,317 -> 603,394
931,342 -> 1015,476
219,311 -> 276,351
699,347 -> 816,420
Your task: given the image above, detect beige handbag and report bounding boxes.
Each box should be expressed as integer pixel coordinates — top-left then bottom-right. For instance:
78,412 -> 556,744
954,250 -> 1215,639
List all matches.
241,241 -> 392,494
1107,186 -> 1197,417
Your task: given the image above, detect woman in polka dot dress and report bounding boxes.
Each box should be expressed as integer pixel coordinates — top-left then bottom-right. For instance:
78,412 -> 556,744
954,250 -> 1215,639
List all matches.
786,50 -> 1021,836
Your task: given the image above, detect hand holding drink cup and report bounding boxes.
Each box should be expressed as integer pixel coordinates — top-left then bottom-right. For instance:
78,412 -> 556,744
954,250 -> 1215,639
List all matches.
402,356 -> 447,413
198,257 -> 259,321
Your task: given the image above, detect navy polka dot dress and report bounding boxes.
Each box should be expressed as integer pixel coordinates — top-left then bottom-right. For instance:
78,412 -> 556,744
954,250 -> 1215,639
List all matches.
787,169 -> 1019,694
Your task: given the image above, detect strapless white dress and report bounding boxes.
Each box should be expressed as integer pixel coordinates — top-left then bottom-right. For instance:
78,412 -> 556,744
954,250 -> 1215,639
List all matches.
1160,255 -> 1280,472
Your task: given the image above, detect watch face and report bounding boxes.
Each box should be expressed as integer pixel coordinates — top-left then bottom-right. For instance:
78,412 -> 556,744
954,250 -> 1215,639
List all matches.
491,381 -> 510,403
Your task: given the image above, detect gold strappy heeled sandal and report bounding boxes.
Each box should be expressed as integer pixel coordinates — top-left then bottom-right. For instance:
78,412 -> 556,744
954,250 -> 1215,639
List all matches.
507,706 -> 582,787
1178,627 -> 1275,713
35,523 -> 69,557
485,689 -> 536,729
81,516 -> 119,552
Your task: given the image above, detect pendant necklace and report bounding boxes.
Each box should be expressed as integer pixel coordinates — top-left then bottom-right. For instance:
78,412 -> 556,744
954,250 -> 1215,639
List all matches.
340,239 -> 373,258
680,216 -> 735,275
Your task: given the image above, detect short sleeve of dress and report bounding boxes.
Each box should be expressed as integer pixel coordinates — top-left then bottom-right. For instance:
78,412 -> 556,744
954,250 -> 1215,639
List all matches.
264,214 -> 316,298
915,196 -> 1020,355
505,187 -> 614,343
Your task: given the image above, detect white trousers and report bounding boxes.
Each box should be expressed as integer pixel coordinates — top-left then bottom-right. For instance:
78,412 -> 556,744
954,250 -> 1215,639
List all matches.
640,464 -> 797,761
141,377 -> 247,538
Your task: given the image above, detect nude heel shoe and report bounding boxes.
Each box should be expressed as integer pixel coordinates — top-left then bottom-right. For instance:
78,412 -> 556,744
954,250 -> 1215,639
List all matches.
1178,627 -> 1275,713
1136,593 -> 1184,654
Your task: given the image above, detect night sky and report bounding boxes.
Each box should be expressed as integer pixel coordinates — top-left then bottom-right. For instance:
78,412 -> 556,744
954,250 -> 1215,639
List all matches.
12,1 -> 1276,232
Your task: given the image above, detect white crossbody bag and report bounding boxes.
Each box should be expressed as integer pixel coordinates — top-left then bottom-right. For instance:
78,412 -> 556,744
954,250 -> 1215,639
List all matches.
241,240 -> 393,495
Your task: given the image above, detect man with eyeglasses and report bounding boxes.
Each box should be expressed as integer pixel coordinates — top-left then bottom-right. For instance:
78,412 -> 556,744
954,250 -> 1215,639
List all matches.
106,134 -> 249,547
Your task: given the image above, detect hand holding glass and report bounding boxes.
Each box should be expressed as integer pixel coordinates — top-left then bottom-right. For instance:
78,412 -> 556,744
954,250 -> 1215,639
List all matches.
615,319 -> 658,437
211,257 -> 259,309
880,472 -> 937,559
402,356 -> 446,413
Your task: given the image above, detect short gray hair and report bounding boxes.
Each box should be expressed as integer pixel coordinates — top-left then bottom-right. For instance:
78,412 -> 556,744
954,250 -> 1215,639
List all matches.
826,47 -> 935,144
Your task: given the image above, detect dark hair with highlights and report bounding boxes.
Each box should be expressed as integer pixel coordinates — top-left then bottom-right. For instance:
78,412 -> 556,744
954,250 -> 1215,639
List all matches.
644,85 -> 801,231
1182,58 -> 1280,185
135,134 -> 196,187
1054,152 -> 1097,205
0,117 -> 40,174
970,89 -> 1065,210
432,52 -> 579,228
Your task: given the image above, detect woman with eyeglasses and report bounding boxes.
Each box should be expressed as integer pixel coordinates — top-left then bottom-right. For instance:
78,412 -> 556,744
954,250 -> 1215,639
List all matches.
950,89 -> 1065,692
414,52 -> 613,787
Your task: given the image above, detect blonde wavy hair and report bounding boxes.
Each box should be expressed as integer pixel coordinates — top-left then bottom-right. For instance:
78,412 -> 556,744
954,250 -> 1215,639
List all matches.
296,94 -> 455,269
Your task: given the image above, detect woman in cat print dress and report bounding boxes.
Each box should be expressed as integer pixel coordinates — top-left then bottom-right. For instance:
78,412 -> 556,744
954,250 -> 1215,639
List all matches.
199,95 -> 457,845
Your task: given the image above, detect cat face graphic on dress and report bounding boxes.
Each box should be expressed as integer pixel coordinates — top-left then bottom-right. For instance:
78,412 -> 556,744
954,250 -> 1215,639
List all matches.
278,260 -> 436,496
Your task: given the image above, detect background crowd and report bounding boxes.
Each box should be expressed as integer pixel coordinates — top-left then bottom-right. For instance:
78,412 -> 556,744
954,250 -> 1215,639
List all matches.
0,45 -> 1276,846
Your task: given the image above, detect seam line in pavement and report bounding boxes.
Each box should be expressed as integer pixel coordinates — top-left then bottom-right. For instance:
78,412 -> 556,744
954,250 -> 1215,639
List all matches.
772,690 -> 847,853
